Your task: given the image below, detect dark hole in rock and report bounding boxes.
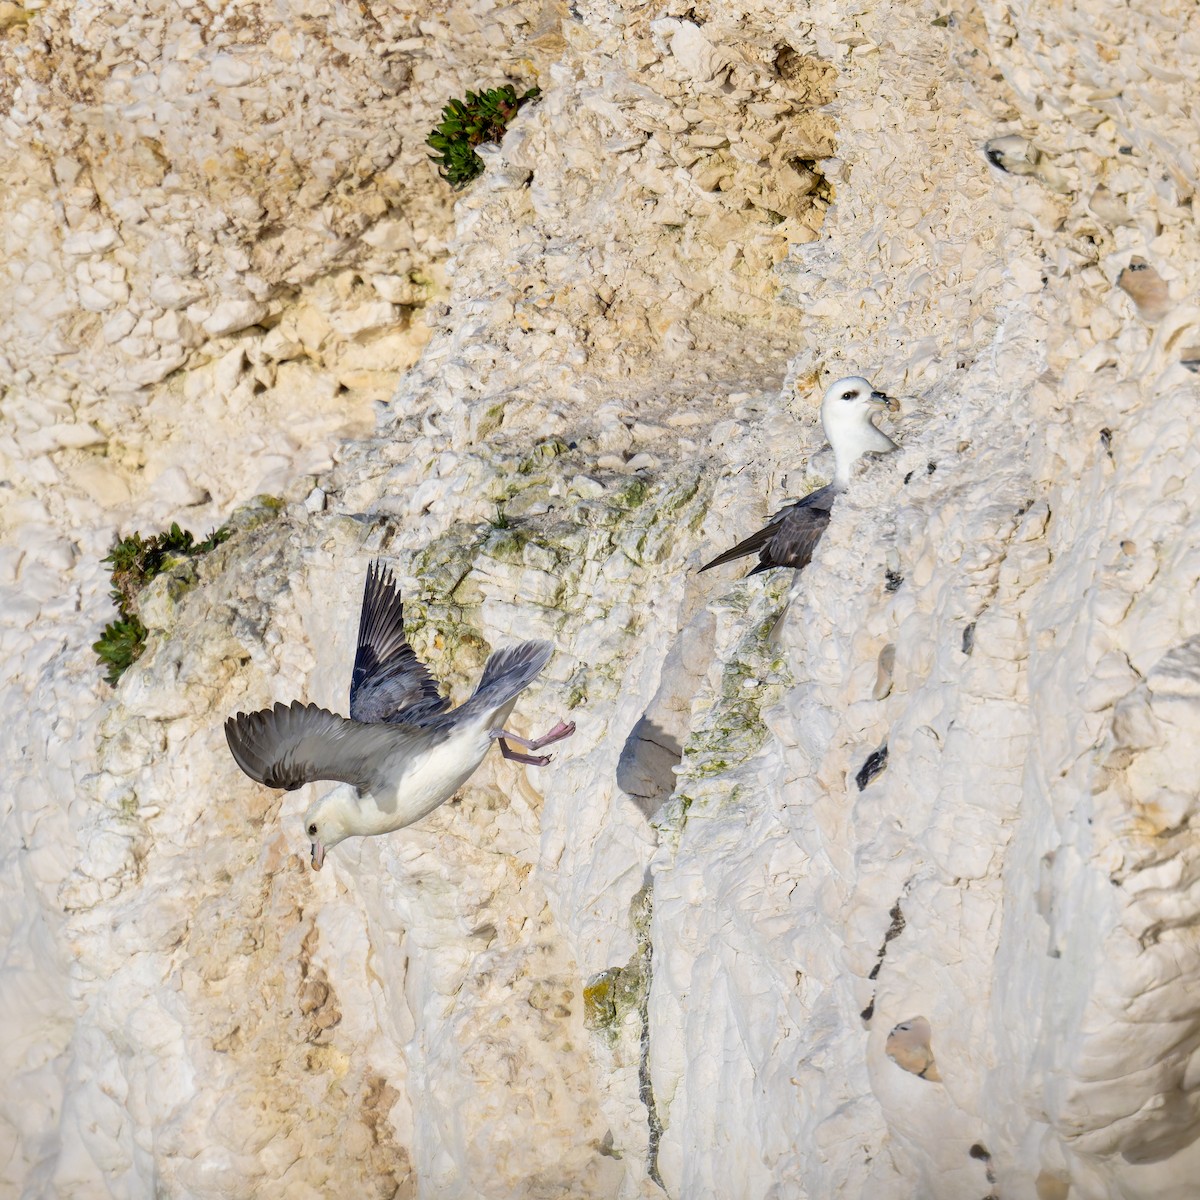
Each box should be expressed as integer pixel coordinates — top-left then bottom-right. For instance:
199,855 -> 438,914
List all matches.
616,602 -> 715,818
617,717 -> 684,816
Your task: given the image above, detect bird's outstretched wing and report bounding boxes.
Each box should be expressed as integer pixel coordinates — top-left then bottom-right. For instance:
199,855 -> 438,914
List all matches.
700,484 -> 836,575
349,561 -> 450,725
225,700 -> 418,793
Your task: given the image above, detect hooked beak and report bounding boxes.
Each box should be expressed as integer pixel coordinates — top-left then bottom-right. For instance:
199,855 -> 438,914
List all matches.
870,389 -> 901,414
310,840 -> 326,871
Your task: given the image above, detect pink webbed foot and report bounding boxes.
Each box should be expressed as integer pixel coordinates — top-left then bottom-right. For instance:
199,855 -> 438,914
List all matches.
498,739 -> 552,766
524,720 -> 575,749
492,720 -> 576,765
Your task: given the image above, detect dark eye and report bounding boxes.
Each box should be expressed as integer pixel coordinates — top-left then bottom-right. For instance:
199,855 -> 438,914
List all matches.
842,391 -> 857,400
307,824 -> 317,836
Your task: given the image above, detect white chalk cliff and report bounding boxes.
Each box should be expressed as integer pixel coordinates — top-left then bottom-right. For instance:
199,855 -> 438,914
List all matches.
2,0 -> 1199,1194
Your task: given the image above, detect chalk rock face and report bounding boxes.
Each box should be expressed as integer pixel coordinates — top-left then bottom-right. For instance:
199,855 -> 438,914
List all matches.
3,0 -> 1200,1196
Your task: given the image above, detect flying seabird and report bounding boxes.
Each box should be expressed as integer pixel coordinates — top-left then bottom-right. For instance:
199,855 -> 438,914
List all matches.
225,561 -> 574,869
699,376 -> 898,576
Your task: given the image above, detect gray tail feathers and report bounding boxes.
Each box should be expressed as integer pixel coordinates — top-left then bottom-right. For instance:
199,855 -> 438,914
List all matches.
459,640 -> 553,720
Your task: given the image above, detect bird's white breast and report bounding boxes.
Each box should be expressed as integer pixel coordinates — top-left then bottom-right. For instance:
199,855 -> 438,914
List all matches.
369,722 -> 491,833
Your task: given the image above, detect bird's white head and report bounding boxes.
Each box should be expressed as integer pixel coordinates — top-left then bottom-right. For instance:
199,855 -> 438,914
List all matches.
819,375 -> 898,488
302,784 -> 357,871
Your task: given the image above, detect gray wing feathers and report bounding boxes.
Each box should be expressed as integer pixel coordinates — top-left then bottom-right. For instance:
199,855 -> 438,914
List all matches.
700,484 -> 836,575
748,502 -> 832,575
449,641 -> 552,722
225,700 -> 413,792
349,560 -> 449,725
699,523 -> 776,573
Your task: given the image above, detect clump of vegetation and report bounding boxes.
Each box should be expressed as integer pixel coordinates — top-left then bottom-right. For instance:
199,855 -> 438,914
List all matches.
93,522 -> 230,686
104,523 -> 229,615
426,84 -> 540,189
93,617 -> 150,688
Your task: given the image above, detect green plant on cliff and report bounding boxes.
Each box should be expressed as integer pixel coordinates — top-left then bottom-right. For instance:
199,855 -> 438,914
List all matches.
93,522 -> 230,686
426,84 -> 540,189
93,617 -> 150,688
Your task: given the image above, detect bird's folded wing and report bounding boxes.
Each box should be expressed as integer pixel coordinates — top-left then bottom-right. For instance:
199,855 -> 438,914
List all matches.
225,700 -> 415,792
700,483 -> 836,573
349,560 -> 449,725
752,502 -> 832,574
698,520 -> 779,572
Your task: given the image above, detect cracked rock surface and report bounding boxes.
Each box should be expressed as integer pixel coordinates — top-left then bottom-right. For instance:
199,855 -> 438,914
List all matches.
3,0 -> 1200,1196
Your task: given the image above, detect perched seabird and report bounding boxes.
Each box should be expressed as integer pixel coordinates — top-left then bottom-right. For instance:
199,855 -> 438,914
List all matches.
225,561 -> 574,869
699,376 -> 898,576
